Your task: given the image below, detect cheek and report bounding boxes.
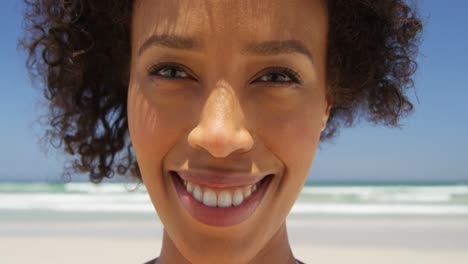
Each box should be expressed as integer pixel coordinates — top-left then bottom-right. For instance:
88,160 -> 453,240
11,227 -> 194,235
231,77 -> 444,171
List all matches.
254,101 -> 323,180
278,115 -> 321,172
285,113 -> 321,159
128,83 -> 157,143
127,83 -> 175,177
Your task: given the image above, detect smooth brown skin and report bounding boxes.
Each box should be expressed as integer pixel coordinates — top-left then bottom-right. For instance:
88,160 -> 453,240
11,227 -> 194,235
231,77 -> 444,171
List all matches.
128,0 -> 332,263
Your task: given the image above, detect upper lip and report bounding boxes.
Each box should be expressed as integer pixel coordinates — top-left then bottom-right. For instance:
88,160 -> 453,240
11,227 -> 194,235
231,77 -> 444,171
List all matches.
172,170 -> 272,188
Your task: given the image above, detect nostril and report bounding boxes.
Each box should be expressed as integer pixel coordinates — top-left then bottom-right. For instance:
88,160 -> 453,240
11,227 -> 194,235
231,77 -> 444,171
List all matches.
187,124 -> 254,158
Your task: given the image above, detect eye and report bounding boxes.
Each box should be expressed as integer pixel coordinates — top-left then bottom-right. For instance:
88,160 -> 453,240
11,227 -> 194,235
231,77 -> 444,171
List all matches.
147,63 -> 193,80
253,67 -> 302,84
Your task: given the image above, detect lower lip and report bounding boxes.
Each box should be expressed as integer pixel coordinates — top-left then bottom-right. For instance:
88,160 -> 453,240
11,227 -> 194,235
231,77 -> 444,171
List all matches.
171,172 -> 273,227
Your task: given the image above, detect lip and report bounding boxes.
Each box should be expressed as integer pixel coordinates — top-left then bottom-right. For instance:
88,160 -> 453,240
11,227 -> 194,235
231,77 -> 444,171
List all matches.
170,171 -> 274,227
176,170 -> 267,188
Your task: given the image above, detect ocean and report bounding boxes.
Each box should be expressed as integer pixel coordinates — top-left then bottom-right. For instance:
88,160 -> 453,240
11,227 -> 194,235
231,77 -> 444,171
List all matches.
1,182 -> 468,218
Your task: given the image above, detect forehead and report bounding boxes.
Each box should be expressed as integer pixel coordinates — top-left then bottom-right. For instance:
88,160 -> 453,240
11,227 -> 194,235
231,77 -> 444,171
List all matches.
132,0 -> 328,52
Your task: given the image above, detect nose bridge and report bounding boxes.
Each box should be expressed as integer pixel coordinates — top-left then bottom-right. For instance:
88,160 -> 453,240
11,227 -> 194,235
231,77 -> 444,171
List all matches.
203,81 -> 240,130
188,79 -> 254,158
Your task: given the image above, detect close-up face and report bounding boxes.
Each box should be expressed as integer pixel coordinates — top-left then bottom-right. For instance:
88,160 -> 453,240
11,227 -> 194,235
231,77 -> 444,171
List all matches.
128,0 -> 331,262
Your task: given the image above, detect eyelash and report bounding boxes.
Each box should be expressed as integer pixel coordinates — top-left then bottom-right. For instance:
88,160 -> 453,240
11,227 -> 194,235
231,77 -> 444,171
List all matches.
255,67 -> 302,84
148,63 -> 195,81
147,63 -> 302,84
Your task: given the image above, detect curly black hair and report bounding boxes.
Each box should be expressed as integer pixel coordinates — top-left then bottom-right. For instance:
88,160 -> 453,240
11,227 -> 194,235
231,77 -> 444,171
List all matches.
19,0 -> 423,183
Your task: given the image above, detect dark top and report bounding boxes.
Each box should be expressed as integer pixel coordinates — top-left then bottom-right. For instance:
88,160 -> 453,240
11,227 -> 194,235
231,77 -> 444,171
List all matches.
144,257 -> 305,264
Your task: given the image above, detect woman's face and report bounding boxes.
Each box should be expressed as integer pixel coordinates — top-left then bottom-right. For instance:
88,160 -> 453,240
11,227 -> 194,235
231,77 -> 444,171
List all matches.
128,0 -> 330,262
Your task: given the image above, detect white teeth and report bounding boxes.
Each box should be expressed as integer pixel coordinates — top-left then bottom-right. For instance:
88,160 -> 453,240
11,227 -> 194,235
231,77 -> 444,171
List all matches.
217,191 -> 232,208
186,182 -> 194,193
243,186 -> 252,198
182,179 -> 262,207
202,189 -> 217,207
232,189 -> 244,206
193,185 -> 203,202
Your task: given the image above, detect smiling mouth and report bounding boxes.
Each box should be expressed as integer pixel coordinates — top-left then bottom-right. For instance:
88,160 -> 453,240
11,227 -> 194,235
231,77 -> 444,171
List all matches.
172,171 -> 271,207
170,171 -> 274,226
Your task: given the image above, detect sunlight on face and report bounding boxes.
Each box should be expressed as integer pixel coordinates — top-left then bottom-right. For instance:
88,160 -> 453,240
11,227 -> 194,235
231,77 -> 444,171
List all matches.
128,0 -> 331,263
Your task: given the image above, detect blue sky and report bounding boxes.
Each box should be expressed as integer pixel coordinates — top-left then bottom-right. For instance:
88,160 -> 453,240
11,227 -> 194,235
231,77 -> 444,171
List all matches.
0,0 -> 467,183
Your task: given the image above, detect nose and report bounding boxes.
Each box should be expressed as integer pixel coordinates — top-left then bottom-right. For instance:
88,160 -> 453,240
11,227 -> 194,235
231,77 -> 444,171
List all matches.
187,84 -> 254,158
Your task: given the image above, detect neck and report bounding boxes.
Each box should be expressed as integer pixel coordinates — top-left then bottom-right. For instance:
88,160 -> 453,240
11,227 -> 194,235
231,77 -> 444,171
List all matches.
250,222 -> 296,264
157,222 -> 296,264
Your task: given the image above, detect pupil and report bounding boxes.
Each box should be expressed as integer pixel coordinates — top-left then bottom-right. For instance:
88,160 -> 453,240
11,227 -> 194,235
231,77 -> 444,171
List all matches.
272,74 -> 280,82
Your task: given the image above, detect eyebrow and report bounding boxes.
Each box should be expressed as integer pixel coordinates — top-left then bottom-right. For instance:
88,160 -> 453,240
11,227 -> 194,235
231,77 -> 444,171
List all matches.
138,34 -> 202,56
138,34 -> 313,63
243,39 -> 314,64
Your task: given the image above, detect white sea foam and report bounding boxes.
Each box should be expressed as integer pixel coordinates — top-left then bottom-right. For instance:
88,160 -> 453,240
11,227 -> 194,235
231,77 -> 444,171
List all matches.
291,203 -> 468,215
1,183 -> 467,215
64,182 -> 147,194
300,185 -> 468,203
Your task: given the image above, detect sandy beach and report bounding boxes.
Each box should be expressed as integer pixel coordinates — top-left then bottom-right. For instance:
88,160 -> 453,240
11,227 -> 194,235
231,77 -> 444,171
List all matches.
2,213 -> 468,264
